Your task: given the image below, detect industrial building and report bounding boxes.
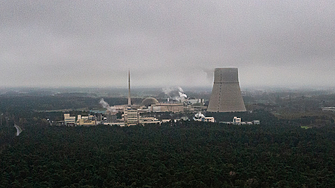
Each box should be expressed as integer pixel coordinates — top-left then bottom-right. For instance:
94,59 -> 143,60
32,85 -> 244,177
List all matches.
207,68 -> 246,112
139,117 -> 160,125
125,108 -> 139,126
140,97 -> 185,113
64,114 -> 76,126
62,69 -> 230,127
123,71 -> 186,125
193,112 -> 215,122
63,114 -> 97,126
77,115 -> 96,126
220,117 -> 260,125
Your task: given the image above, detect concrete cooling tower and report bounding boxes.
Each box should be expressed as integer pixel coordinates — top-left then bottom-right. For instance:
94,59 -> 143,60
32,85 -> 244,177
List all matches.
207,68 -> 246,112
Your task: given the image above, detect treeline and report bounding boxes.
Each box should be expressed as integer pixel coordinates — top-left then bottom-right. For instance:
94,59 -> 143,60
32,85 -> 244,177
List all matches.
0,96 -> 144,123
1,123 -> 335,187
206,110 -> 334,128
206,110 -> 279,123
0,96 -> 130,112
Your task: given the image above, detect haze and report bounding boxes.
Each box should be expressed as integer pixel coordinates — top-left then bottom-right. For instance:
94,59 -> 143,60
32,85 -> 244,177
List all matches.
1,1 -> 334,88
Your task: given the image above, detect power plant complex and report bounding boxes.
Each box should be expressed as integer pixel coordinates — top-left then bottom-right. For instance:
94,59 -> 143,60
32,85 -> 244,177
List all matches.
63,68 -> 252,126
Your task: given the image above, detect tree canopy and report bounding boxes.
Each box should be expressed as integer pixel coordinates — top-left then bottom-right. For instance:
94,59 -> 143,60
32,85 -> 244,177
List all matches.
1,122 -> 335,187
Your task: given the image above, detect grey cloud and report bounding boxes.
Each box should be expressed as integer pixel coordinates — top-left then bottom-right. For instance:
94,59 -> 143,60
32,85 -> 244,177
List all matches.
1,0 -> 335,88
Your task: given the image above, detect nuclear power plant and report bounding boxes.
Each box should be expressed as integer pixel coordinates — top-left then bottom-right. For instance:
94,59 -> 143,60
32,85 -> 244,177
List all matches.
207,68 -> 246,112
62,68 -> 250,126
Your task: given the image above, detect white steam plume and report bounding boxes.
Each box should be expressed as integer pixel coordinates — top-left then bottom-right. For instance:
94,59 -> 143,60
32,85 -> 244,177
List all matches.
99,98 -> 116,112
162,86 -> 188,101
203,68 -> 214,83
178,91 -> 187,99
194,112 -> 205,119
162,87 -> 172,98
178,87 -> 187,101
177,86 -> 184,93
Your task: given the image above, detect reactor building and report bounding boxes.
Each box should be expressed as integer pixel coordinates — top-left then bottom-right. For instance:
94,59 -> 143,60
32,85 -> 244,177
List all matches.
207,68 -> 246,112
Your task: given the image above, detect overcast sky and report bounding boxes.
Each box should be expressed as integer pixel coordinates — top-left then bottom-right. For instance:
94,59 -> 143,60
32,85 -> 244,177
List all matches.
1,0 -> 334,88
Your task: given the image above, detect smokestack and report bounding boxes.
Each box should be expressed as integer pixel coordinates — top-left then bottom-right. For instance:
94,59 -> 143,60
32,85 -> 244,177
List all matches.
128,70 -> 131,106
207,68 -> 246,112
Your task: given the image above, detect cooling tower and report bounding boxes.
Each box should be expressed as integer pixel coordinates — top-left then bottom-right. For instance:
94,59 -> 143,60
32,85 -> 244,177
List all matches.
207,68 -> 246,112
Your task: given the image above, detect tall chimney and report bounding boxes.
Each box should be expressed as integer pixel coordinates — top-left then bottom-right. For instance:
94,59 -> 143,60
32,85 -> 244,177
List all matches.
128,70 -> 131,106
207,68 -> 246,112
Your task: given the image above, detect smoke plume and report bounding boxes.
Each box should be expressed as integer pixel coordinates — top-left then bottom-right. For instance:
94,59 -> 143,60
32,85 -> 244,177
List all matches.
177,87 -> 184,93
203,68 -> 214,83
194,112 -> 205,120
99,98 -> 116,112
162,87 -> 188,102
162,87 -> 173,98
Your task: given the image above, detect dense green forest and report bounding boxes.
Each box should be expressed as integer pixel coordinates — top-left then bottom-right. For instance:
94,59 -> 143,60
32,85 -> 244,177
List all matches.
0,96 -> 136,112
1,123 -> 335,187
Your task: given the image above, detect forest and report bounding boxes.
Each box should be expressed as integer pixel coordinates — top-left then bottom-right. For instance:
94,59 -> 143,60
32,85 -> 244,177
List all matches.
1,122 -> 335,187
1,92 -> 335,187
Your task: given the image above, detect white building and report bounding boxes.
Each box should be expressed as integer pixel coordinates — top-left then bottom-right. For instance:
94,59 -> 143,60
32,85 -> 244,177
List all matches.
201,117 -> 215,122
253,120 -> 260,125
193,112 -> 215,122
233,117 -> 242,125
187,98 -> 204,105
77,115 -> 96,126
64,114 -> 76,126
220,117 -> 260,125
125,108 -> 139,126
139,117 -> 160,125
